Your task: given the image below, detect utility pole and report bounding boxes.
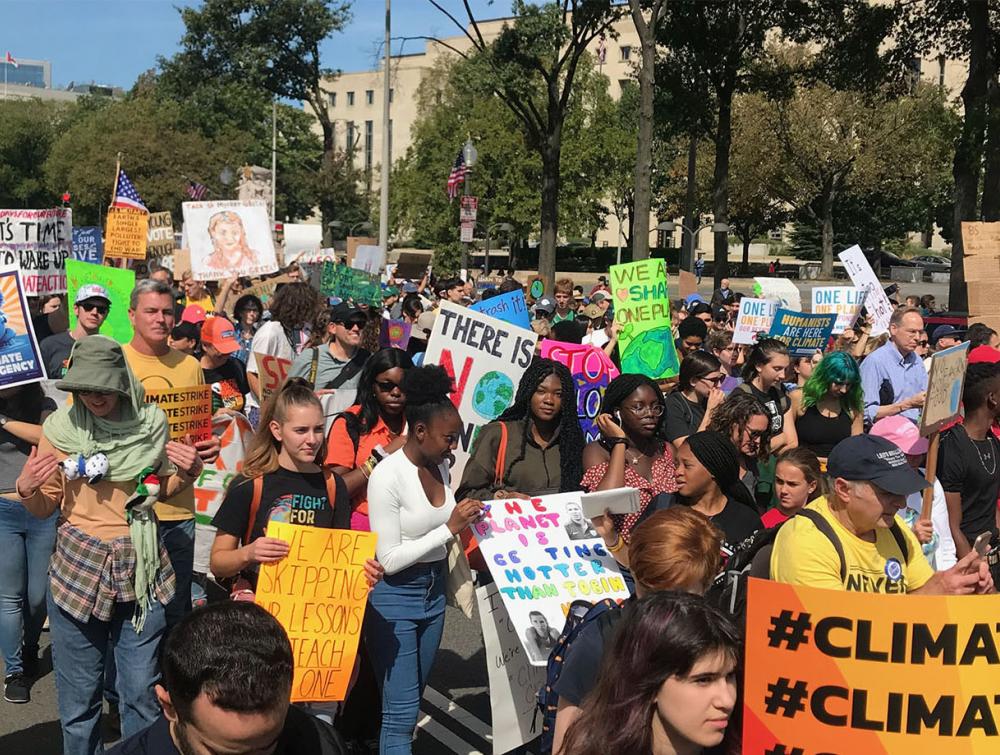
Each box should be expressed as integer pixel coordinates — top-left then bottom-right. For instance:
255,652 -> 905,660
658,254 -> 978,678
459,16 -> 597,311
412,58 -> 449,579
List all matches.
378,0 -> 391,258
271,99 -> 277,225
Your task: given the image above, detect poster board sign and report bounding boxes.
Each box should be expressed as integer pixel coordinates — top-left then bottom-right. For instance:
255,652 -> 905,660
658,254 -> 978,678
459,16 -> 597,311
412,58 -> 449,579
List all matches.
744,577 -> 1000,754
393,251 -> 429,280
0,208 -> 71,295
920,341 -> 970,436
256,522 -> 376,702
812,286 -> 866,334
477,583 -> 546,754
146,211 -> 174,258
423,302 -> 537,480
961,222 -> 1000,335
471,492 -> 629,666
0,266 -> 46,388
351,244 -> 385,274
319,262 -> 382,305
609,258 -> 679,379
838,244 -> 894,336
678,269 -> 697,300
345,236 -> 377,268
255,352 -> 291,403
768,309 -> 836,357
71,226 -> 103,264
144,384 -> 212,442
282,223 -> 323,264
470,290 -> 531,330
66,260 -> 135,345
379,319 -> 411,350
104,207 -> 149,260
733,298 -> 777,345
182,200 -> 278,281
753,276 -> 802,311
540,339 -> 620,442
243,274 -> 291,308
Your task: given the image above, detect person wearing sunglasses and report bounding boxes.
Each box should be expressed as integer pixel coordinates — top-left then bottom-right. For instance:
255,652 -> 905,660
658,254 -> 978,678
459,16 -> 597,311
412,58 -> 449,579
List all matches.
791,351 -> 864,464
707,391 -> 773,509
664,352 -> 727,451
288,301 -> 370,398
40,285 -> 112,404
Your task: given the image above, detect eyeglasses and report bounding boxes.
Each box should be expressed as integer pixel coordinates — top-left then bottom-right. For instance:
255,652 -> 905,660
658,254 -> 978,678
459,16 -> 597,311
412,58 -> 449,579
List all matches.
700,374 -> 725,386
79,302 -> 109,315
623,403 -> 664,417
375,380 -> 401,393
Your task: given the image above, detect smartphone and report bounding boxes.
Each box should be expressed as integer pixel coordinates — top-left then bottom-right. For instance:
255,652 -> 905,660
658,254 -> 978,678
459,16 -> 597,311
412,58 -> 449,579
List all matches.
974,531 -> 992,558
612,410 -> 622,425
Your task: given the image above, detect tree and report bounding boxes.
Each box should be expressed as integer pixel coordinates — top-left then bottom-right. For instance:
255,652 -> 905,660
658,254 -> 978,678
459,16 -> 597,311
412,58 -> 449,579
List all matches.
0,99 -> 73,209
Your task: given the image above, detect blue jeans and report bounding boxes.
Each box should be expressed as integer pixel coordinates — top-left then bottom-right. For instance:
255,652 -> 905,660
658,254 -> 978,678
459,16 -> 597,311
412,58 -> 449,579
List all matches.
159,517 -> 195,629
0,497 -> 57,676
366,560 -> 447,755
47,589 -> 166,755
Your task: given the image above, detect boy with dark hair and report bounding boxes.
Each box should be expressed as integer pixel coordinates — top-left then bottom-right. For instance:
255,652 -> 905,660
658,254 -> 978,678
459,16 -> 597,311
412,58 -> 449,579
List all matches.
677,316 -> 708,357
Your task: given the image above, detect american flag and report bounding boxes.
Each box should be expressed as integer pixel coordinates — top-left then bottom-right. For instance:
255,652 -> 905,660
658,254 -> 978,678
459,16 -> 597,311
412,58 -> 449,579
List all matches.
187,180 -> 208,200
112,170 -> 147,212
446,151 -> 467,201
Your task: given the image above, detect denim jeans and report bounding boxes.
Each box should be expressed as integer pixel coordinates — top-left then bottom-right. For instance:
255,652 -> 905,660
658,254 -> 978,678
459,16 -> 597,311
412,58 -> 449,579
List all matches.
47,589 -> 165,755
0,496 -> 57,676
366,560 -> 446,755
159,517 -> 195,629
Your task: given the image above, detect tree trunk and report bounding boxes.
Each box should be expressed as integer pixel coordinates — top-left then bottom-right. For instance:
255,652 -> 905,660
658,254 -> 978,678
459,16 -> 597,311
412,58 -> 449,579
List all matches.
538,140 -> 561,290
629,12 -> 656,261
712,87 -> 733,288
982,73 -> 1000,220
820,189 -> 835,279
682,136 -> 698,271
741,233 -> 751,274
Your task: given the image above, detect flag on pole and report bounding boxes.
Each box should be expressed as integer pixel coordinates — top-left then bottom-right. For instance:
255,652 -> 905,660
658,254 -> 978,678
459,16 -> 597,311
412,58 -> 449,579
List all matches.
4,52 -> 17,69
186,180 -> 208,200
112,170 -> 147,212
446,151 -> 467,201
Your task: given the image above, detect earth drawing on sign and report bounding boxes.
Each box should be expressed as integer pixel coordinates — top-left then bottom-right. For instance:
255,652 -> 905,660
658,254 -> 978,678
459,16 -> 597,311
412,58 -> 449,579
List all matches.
620,328 -> 679,377
472,370 -> 515,420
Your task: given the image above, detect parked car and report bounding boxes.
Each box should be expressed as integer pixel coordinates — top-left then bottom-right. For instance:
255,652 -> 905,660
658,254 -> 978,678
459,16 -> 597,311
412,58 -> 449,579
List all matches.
910,254 -> 952,273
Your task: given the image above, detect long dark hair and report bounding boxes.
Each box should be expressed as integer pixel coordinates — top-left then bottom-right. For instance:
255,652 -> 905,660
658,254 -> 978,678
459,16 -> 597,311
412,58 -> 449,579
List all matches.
495,358 -> 584,493
353,348 -> 414,434
560,592 -> 741,755
678,351 -> 722,393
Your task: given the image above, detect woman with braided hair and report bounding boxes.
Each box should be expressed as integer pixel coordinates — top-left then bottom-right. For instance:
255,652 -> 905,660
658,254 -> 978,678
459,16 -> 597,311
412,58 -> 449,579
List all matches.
458,358 -> 584,502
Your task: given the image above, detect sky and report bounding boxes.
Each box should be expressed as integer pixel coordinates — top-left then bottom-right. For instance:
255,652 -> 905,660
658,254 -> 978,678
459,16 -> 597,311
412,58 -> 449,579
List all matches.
1,0 -> 502,90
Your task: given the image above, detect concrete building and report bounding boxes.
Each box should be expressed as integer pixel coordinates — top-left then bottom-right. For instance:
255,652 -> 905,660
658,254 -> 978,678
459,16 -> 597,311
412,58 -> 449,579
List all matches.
0,57 -> 122,103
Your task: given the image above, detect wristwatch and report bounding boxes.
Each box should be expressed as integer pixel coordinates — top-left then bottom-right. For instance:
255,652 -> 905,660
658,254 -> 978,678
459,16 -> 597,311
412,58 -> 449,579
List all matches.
0,415 -> 8,428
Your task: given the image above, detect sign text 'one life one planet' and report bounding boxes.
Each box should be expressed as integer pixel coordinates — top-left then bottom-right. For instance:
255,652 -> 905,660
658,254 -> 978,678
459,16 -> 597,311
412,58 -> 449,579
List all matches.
0,208 -> 71,296
609,258 -> 679,379
733,298 -> 778,345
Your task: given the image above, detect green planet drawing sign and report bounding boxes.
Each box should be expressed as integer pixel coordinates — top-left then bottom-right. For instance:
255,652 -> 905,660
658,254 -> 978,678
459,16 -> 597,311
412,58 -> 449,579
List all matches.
609,258 -> 679,380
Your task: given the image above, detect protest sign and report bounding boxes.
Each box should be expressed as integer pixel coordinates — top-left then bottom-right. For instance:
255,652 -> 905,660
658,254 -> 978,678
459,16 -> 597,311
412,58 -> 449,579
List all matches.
255,352 -> 292,403
345,236 -> 378,269
71,227 -> 103,264
144,385 -> 212,442
66,260 -> 135,345
183,200 -> 278,281
839,244 -> 894,336
921,341 -> 970,437
540,339 -> 620,442
477,583 -> 547,754
0,208 -> 71,295
679,269 -> 697,300
104,207 -> 149,260
352,244 -> 385,274
470,289 -> 531,330
768,309 -> 836,357
812,286 -> 866,334
282,223 -> 323,264
962,222 -> 1000,334
242,274 -> 291,309
733,298 -> 778,345
0,266 -> 45,389
744,578 -> 1000,754
471,492 -> 629,666
424,302 -> 537,480
320,262 -> 382,305
256,522 -> 376,702
609,258 -> 679,379
753,277 -> 802,311
146,211 -> 174,258
379,319 -> 411,350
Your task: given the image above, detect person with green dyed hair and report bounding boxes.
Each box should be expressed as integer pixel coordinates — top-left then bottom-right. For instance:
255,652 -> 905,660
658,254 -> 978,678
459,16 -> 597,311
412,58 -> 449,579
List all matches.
791,350 -> 864,462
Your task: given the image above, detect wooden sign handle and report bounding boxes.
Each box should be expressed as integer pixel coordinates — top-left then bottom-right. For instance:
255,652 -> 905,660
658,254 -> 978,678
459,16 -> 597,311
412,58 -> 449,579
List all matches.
920,431 -> 940,521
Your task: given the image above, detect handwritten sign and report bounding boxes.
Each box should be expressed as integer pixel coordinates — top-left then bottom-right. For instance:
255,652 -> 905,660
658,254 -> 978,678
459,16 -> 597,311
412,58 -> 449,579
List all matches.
146,211 -> 174,258
470,290 -> 531,330
812,286 -> 866,334
753,277 -> 802,311
183,200 -> 278,281
256,522 -> 376,702
839,244 -> 894,336
679,269 -> 697,300
921,341 -> 970,436
540,339 -> 620,442
0,208 -> 71,295
733,298 -> 778,345
768,309 -> 836,357
472,492 -> 629,666
66,260 -> 135,345
424,302 -> 537,480
104,207 -> 149,260
0,266 -> 45,389
71,227 -> 103,264
609,258 -> 679,379
352,244 -> 385,274
320,262 -> 382,305
144,384 -> 212,442
379,319 -> 411,350
962,222 -> 1000,335
254,352 -> 291,404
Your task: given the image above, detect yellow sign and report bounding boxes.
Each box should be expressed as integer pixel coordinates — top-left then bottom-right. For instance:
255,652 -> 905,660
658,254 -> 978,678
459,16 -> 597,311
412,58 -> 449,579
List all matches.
256,522 -> 376,702
744,578 -> 1000,754
144,384 -> 212,442
104,207 -> 149,260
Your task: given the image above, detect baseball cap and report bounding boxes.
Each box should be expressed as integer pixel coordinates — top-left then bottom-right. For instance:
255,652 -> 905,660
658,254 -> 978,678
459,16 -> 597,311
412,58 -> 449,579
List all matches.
712,306 -> 728,322
827,434 -> 929,496
580,303 -> 602,319
74,284 -> 111,305
534,297 -> 555,314
685,293 -> 705,307
411,310 -> 438,341
330,302 -> 364,323
384,286 -> 400,297
180,304 -> 207,325
201,316 -> 240,355
402,282 -> 419,294
591,290 -> 609,303
870,416 -> 929,456
931,324 -> 965,345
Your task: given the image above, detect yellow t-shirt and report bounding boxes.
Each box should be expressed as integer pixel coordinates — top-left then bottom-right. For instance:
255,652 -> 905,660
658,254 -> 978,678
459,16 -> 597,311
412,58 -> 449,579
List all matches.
122,343 -> 205,521
185,293 -> 215,313
770,496 -> 933,593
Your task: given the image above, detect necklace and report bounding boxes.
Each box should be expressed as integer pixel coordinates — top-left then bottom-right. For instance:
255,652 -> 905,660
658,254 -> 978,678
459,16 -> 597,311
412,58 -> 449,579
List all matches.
967,428 -> 997,476
624,448 -> 644,467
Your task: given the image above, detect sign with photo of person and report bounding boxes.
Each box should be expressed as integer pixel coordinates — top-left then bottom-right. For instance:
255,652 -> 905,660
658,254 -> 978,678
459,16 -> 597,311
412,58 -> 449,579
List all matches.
182,200 -> 278,281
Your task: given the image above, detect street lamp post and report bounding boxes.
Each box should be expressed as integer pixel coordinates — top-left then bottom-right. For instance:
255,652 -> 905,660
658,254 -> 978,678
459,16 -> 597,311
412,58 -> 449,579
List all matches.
328,220 -> 374,238
460,137 -> 477,278
656,220 -> 730,272
486,222 -> 514,278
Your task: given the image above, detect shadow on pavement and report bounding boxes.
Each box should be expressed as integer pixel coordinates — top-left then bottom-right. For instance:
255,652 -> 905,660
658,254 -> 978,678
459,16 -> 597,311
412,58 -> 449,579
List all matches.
0,720 -> 62,755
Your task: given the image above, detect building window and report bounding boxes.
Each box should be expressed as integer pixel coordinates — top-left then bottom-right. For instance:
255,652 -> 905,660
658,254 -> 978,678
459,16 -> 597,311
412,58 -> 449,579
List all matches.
938,55 -> 946,88
366,89 -> 374,105
328,92 -> 336,107
389,88 -> 394,103
346,121 -> 356,151
347,90 -> 355,106
620,45 -> 631,62
365,120 -> 374,171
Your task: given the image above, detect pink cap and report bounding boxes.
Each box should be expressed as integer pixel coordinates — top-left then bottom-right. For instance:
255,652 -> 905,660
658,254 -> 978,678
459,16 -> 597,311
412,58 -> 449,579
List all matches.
870,416 -> 929,456
181,304 -> 207,325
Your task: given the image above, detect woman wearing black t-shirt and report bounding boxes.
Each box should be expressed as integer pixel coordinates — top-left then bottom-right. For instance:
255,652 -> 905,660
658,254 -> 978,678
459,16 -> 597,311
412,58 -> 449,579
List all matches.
738,338 -> 797,453
663,351 -> 726,450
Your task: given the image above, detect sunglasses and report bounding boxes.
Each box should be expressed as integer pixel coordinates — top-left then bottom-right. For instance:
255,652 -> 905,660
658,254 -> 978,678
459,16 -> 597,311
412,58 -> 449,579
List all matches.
747,428 -> 768,440
79,302 -> 109,315
917,341 -> 929,347
77,389 -> 113,397
340,319 -> 367,331
700,374 -> 725,385
375,380 -> 402,393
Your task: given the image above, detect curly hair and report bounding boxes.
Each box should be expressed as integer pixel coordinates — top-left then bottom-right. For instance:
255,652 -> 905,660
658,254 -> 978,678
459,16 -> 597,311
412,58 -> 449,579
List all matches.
495,358 -> 584,493
800,351 -> 863,416
268,282 -> 323,330
706,391 -> 772,462
600,373 -> 668,439
401,365 -> 456,427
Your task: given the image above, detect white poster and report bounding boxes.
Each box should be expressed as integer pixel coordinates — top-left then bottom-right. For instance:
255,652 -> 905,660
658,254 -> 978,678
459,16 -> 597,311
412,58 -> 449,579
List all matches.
733,298 -> 777,345
0,208 -> 71,295
282,223 -> 323,264
182,200 -> 278,281
423,302 -> 537,480
811,286 -> 867,334
471,492 -> 630,667
838,244 -> 893,336
352,244 -> 385,274
753,277 -> 801,311
477,583 -> 545,755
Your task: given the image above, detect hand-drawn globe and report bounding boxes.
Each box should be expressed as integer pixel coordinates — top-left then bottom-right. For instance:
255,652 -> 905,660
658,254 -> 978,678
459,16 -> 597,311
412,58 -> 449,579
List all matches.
621,328 -> 679,378
472,371 -> 514,420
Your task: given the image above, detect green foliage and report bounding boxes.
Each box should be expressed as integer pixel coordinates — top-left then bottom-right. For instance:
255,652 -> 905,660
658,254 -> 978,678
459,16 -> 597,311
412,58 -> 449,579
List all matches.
432,242 -> 464,277
0,99 -> 74,209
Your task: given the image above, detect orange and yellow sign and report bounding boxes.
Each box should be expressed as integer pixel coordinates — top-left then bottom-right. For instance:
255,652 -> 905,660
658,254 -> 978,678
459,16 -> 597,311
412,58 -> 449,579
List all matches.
744,578 -> 1000,754
144,384 -> 212,442
104,206 -> 149,260
256,522 -> 376,702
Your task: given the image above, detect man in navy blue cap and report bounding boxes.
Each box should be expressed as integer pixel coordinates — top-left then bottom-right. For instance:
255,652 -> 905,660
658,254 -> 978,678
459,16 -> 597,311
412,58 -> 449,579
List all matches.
771,434 -> 993,595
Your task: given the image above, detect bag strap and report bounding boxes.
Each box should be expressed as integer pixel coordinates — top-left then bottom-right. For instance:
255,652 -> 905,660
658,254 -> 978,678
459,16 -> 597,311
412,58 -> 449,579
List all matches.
243,476 -> 264,546
797,508 -> 847,583
493,421 -> 508,488
888,521 -> 910,562
308,347 -> 320,387
325,349 -> 368,391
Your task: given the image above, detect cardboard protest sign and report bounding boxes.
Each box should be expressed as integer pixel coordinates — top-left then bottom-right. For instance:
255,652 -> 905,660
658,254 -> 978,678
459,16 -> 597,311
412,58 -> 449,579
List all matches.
0,208 -> 71,295
146,211 -> 174,258
812,286 -> 866,334
183,200 -> 278,281
753,276 -> 802,311
768,309 -> 836,357
71,227 -> 103,264
379,319 -> 411,351
962,222 -> 1000,335
256,522 -> 376,702
144,385 -> 212,442
104,207 -> 149,260
66,260 -> 135,345
242,274 -> 291,309
609,258 -> 679,379
0,266 -> 46,388
282,223 -> 323,264
477,583 -> 547,754
744,578 -> 1000,754
540,339 -> 620,442
470,289 -> 531,330
424,302 -> 537,480
255,352 -> 291,403
352,244 -> 385,274
733,298 -> 778,345
471,492 -> 629,666
839,244 -> 894,336
679,269 -> 697,300
319,262 -> 382,305
920,341 -> 970,436
346,235 -> 378,269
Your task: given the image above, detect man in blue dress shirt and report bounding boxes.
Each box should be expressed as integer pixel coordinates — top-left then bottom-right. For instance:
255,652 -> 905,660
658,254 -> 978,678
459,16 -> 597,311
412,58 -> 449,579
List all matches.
860,307 -> 928,426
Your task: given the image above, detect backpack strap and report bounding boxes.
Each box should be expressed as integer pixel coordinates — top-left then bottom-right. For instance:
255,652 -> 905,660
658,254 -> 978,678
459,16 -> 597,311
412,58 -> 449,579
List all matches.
888,521 -> 910,562
796,508 -> 847,583
323,468 -> 340,512
243,476 -> 264,546
307,347 -> 320,387
493,422 -> 508,489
